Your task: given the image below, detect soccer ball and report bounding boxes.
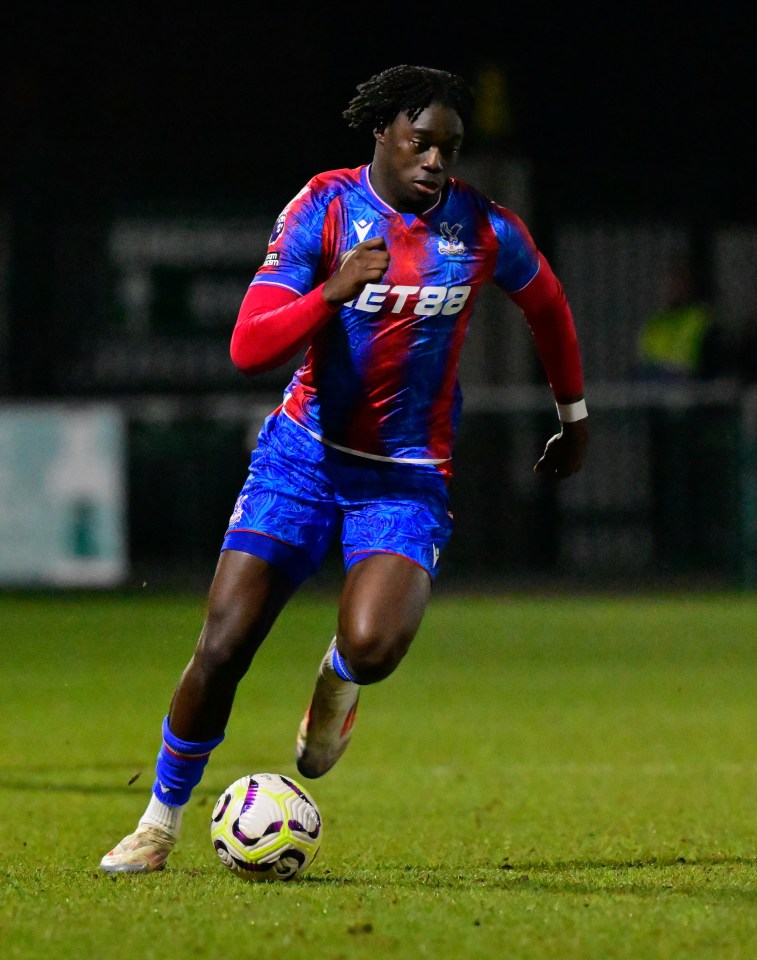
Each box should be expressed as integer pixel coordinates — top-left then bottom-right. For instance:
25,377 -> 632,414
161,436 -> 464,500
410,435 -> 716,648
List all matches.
210,772 -> 322,881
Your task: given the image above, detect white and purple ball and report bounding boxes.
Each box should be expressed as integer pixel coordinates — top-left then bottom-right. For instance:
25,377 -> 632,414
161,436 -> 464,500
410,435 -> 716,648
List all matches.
210,772 -> 322,881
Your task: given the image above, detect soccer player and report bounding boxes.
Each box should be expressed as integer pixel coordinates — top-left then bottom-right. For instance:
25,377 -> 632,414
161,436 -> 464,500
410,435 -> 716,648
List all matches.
100,64 -> 589,873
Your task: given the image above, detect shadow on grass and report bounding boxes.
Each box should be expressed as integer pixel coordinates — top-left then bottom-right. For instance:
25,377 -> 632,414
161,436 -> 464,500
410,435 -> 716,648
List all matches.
0,770 -> 224,797
297,858 -> 757,901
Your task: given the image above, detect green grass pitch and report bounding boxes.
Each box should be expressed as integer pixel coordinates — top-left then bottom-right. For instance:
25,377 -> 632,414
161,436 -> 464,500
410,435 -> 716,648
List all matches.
1,590 -> 755,959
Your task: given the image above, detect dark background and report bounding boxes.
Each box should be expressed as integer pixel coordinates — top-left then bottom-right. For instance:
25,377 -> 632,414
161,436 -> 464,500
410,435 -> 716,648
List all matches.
4,4 -> 754,216
1,2 -> 754,397
2,3 -> 755,589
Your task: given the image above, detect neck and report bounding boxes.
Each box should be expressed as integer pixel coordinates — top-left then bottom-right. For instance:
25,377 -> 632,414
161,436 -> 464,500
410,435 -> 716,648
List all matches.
367,163 -> 402,211
367,162 -> 439,215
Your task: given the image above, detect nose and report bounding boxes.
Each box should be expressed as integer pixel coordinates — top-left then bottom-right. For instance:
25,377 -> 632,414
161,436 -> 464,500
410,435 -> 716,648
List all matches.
422,147 -> 443,171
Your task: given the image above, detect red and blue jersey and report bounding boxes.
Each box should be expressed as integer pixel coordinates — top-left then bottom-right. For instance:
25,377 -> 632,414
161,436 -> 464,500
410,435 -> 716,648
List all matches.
250,164 -> 540,473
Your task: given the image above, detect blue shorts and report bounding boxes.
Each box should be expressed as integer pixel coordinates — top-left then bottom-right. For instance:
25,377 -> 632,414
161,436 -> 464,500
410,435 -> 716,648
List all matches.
222,412 -> 454,586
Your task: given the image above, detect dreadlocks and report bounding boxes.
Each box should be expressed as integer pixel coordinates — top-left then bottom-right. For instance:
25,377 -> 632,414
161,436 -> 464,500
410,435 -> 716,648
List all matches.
342,65 -> 474,133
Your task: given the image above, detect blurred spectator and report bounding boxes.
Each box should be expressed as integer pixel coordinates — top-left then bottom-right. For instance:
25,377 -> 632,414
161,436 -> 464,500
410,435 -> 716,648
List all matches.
636,257 -> 722,381
470,62 -> 514,146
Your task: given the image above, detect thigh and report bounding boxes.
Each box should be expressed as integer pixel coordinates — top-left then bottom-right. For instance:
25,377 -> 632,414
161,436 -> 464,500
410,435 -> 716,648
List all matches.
205,548 -> 297,646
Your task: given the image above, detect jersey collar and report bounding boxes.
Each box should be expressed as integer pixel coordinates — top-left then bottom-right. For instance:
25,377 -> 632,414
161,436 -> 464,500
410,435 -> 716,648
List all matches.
362,164 -> 445,222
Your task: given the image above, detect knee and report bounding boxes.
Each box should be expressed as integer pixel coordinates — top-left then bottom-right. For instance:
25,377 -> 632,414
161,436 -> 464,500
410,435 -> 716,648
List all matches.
339,625 -> 410,685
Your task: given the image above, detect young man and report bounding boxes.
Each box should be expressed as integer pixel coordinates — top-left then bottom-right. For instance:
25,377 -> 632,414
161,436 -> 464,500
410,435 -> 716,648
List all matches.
100,64 -> 588,873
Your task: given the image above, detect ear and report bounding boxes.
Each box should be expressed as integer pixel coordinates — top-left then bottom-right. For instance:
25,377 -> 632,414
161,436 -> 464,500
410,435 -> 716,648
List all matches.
373,124 -> 386,144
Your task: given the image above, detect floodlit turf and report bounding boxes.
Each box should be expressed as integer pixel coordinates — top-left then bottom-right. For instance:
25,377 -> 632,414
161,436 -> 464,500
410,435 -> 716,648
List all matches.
1,590 -> 755,959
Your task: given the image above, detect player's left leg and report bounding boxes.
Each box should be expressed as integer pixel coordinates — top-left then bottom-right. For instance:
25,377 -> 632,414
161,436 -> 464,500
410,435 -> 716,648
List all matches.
296,553 -> 431,778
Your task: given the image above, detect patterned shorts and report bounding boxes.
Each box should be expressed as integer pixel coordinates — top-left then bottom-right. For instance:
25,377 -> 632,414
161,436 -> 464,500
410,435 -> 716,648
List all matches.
222,412 -> 454,585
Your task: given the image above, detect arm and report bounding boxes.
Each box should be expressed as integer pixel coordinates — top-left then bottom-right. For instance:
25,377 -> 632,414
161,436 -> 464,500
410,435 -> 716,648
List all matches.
230,237 -> 390,376
230,283 -> 337,376
509,253 -> 589,478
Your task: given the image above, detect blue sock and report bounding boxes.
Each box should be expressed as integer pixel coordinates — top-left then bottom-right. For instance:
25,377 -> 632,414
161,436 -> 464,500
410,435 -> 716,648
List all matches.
331,643 -> 357,683
152,716 -> 224,807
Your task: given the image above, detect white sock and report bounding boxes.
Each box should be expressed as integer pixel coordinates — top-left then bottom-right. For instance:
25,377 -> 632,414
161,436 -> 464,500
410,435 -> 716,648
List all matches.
139,794 -> 184,837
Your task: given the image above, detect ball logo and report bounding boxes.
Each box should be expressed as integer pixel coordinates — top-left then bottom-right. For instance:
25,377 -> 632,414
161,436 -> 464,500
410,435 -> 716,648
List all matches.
269,210 -> 287,246
269,185 -> 311,246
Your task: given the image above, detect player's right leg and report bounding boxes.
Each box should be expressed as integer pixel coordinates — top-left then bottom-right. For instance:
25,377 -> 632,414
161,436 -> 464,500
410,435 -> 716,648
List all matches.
99,550 -> 297,873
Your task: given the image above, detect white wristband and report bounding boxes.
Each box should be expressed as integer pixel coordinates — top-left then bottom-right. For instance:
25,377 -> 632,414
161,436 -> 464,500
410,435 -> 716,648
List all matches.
556,399 -> 588,422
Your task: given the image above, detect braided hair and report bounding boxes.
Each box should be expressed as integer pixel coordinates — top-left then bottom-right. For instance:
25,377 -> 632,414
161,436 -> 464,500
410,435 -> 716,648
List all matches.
343,65 -> 474,132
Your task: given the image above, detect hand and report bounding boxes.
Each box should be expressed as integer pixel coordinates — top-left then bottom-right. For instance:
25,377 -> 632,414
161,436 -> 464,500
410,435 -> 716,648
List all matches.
322,237 -> 390,306
533,419 -> 588,479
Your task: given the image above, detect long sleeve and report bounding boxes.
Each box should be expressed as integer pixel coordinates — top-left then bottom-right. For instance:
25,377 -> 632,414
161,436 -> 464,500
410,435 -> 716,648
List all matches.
230,282 -> 339,376
508,253 -> 584,400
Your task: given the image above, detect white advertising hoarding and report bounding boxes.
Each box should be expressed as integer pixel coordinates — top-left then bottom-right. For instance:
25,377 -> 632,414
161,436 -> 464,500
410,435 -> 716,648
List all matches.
0,404 -> 127,586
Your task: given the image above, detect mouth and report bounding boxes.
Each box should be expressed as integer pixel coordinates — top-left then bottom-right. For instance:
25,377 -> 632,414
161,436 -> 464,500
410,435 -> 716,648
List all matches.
413,178 -> 442,196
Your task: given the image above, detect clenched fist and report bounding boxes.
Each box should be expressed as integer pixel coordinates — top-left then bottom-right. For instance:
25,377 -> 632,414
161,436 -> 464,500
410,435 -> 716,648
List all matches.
323,237 -> 390,306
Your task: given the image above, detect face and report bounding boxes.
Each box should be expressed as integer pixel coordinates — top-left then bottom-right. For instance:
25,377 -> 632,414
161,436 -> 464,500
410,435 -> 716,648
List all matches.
372,103 -> 464,213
